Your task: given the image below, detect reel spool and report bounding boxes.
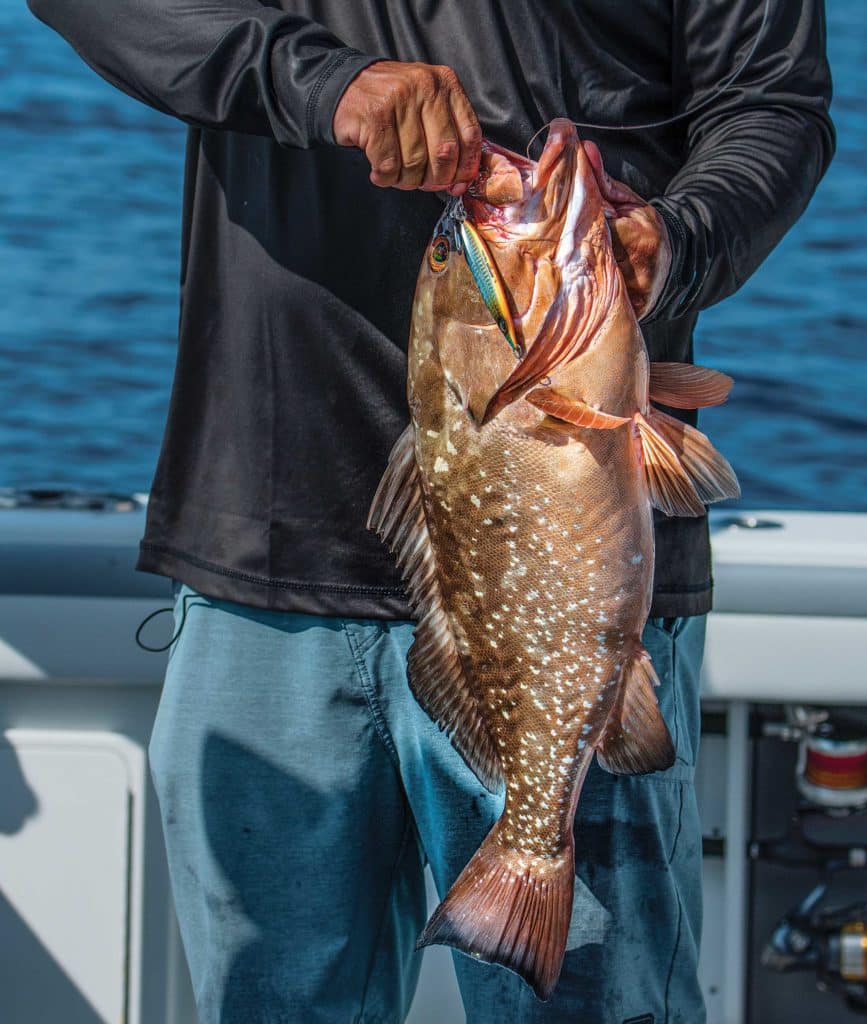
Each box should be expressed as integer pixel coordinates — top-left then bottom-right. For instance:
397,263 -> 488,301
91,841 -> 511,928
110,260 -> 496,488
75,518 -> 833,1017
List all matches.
798,735 -> 867,811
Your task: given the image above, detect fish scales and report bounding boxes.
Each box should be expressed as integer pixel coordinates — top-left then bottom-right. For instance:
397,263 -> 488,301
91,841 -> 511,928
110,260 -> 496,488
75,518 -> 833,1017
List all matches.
414,407 -> 650,855
370,120 -> 739,999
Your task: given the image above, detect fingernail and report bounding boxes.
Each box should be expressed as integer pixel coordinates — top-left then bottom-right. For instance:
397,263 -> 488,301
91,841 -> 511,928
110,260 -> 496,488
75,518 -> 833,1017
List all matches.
451,182 -> 467,196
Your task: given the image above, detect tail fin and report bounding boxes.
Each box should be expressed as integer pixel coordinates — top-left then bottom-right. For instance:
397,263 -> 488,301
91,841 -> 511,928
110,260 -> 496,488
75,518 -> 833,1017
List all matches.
417,824 -> 574,1000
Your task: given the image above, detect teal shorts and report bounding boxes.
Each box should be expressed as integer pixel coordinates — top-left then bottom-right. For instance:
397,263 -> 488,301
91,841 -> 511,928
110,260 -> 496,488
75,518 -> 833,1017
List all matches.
148,581 -> 707,1023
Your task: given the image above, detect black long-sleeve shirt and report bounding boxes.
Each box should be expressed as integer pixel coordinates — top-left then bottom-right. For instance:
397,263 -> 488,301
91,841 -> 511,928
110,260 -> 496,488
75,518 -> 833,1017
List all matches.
28,0 -> 834,618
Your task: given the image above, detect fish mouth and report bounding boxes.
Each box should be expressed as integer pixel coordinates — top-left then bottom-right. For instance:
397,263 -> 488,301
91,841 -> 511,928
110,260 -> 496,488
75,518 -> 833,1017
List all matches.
465,119 -> 582,229
534,118 -> 578,191
463,123 -> 614,426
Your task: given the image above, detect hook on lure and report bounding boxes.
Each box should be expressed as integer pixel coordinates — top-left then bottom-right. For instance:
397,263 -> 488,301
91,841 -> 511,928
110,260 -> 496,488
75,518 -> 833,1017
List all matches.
431,197 -> 524,360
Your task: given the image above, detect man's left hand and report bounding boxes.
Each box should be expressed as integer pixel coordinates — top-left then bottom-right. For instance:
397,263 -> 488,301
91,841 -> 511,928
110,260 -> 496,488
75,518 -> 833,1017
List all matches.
583,141 -> 671,321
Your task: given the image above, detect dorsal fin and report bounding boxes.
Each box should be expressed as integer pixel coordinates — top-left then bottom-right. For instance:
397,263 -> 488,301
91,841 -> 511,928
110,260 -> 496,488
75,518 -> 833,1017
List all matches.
596,646 -> 675,775
368,426 -> 503,791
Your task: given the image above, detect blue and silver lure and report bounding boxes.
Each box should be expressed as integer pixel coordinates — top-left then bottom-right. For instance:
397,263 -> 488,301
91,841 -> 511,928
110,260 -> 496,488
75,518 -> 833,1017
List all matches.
430,197 -> 524,359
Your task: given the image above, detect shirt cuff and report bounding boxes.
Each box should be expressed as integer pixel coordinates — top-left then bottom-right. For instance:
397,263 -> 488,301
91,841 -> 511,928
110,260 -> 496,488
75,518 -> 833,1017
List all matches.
305,48 -> 382,146
643,199 -> 695,323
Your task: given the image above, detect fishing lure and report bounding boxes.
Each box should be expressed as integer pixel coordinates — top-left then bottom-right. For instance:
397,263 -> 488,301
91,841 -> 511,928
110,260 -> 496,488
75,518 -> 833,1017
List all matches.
432,198 -> 524,359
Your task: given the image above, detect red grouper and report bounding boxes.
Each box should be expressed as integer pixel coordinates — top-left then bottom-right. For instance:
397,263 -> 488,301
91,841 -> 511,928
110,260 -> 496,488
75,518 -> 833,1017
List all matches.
368,119 -> 739,1000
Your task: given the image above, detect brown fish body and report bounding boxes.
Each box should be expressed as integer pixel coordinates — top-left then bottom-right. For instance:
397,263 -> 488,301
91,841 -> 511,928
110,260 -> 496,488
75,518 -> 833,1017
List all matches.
409,266 -> 652,860
370,121 -> 739,998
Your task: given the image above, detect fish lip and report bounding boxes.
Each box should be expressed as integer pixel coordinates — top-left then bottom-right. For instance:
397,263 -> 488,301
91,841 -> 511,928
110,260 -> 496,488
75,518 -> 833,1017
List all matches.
480,138 -> 536,173
533,119 -> 578,188
465,121 -> 580,234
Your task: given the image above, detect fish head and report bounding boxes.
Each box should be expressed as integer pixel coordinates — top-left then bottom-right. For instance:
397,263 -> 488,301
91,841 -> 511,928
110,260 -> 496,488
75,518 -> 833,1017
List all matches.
420,119 -> 618,426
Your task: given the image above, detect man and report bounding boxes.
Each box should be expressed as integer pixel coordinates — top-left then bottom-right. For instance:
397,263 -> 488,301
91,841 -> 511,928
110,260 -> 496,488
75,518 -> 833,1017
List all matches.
28,1 -> 833,1020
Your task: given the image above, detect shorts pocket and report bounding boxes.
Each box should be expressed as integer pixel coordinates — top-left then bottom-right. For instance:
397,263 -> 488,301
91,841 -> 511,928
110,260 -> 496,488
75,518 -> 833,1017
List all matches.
646,615 -> 686,640
641,617 -> 694,783
340,618 -> 387,659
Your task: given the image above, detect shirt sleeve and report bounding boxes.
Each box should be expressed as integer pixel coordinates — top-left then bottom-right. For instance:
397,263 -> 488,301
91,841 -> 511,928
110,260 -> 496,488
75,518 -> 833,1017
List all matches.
25,0 -> 382,147
643,0 -> 835,322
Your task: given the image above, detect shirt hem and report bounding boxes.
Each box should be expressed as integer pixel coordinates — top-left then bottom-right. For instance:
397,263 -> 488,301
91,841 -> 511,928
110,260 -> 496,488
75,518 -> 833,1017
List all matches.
136,540 -> 712,621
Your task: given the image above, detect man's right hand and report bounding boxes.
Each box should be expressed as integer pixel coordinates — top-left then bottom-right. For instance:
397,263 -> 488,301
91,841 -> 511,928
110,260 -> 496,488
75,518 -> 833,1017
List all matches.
332,61 -> 483,195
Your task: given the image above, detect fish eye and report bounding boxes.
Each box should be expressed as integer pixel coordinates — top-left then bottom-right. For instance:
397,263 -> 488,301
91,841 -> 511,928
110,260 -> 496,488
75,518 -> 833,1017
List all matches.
429,235 -> 450,273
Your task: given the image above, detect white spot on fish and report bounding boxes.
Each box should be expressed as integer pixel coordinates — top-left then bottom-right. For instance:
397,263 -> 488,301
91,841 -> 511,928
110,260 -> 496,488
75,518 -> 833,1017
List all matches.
434,456 -> 449,473
470,494 -> 481,508
631,553 -> 644,564
446,439 -> 458,455
426,429 -> 439,438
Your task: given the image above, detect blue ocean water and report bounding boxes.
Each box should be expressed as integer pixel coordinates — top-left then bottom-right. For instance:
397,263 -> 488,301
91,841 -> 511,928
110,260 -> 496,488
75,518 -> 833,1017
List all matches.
0,2 -> 864,510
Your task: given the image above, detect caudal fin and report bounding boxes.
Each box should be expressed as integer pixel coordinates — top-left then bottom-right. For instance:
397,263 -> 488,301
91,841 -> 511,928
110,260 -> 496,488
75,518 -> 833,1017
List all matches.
417,825 -> 574,1000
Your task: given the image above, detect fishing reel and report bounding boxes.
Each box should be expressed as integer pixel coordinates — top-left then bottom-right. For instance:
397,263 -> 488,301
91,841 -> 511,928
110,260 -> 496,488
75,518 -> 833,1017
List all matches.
762,883 -> 867,1014
755,705 -> 867,1014
762,705 -> 867,814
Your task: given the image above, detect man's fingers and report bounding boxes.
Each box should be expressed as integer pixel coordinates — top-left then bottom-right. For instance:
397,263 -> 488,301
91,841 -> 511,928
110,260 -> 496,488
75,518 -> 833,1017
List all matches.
333,61 -> 482,193
582,139 -> 643,211
446,75 -> 483,190
394,91 -> 429,190
365,114 -> 402,188
420,93 -> 460,190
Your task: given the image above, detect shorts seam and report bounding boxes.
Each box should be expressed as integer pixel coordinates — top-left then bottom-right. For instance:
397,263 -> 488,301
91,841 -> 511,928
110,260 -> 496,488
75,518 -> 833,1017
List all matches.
663,783 -> 687,1023
344,620 -> 386,658
357,812 -> 415,1022
342,623 -> 401,770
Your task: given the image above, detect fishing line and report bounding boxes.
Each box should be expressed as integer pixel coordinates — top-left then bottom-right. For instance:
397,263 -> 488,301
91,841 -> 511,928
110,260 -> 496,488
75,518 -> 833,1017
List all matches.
134,591 -> 199,652
525,0 -> 771,158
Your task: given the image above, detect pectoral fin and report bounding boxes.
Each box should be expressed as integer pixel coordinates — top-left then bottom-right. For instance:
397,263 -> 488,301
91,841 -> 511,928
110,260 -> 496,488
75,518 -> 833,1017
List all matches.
649,362 -> 733,409
525,388 -> 630,429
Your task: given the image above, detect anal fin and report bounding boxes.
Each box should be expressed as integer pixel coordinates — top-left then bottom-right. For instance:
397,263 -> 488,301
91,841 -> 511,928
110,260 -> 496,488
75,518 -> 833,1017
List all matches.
649,362 -> 733,409
368,426 -> 503,791
596,647 -> 675,775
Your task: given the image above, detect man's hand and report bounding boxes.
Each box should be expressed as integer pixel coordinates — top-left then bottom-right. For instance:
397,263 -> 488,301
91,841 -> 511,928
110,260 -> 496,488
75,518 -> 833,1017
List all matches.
583,141 -> 672,320
332,61 -> 482,194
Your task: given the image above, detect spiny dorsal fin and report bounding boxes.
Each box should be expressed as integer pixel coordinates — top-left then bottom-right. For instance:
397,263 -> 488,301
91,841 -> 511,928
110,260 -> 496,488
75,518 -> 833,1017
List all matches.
647,407 -> 740,504
649,362 -> 733,409
634,412 -> 706,517
368,426 -> 503,791
596,647 -> 675,775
